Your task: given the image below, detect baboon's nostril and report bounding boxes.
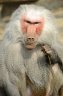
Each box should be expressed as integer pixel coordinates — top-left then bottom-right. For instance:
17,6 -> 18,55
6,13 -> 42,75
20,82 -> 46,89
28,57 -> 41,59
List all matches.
27,38 -> 34,40
27,38 -> 34,42
31,38 -> 34,41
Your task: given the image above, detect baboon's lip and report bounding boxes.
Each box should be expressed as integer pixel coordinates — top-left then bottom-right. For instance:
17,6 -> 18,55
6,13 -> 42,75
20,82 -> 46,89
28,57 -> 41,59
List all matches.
25,43 -> 35,50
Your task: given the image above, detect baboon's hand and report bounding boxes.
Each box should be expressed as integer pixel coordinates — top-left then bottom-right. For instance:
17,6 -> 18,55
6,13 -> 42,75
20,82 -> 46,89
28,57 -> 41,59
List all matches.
41,44 -> 56,56
41,44 -> 62,65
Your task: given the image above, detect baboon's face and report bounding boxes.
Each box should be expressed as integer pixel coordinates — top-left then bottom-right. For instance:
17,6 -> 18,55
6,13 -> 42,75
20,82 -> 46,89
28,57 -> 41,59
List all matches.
21,16 -> 44,49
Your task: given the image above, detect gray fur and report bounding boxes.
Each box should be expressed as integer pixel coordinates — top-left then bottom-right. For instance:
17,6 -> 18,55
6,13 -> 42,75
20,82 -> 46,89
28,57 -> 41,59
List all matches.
0,4 -> 63,96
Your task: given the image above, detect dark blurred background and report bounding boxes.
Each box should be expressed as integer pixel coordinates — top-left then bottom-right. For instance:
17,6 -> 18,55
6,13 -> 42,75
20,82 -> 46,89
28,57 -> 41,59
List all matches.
0,0 -> 63,43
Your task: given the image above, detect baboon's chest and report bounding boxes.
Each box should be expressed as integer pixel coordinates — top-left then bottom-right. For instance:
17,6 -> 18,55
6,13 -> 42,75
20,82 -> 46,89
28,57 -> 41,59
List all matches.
24,48 -> 47,87
23,47 -> 50,96
24,50 -> 43,80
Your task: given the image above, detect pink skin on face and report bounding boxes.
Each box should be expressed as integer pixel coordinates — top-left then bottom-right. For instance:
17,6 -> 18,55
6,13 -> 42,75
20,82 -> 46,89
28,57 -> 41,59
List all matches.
21,16 -> 44,49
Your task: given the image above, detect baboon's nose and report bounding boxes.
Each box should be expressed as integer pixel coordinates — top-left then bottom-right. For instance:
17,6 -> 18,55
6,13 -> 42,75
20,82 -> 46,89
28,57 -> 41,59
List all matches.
27,37 -> 34,43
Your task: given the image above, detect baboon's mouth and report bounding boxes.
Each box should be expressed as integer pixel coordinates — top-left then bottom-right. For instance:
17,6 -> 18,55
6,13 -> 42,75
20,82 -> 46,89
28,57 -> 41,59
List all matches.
25,43 -> 36,50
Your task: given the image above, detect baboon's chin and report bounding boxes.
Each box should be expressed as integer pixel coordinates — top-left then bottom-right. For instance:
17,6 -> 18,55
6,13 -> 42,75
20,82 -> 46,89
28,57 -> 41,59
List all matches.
25,44 -> 36,50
